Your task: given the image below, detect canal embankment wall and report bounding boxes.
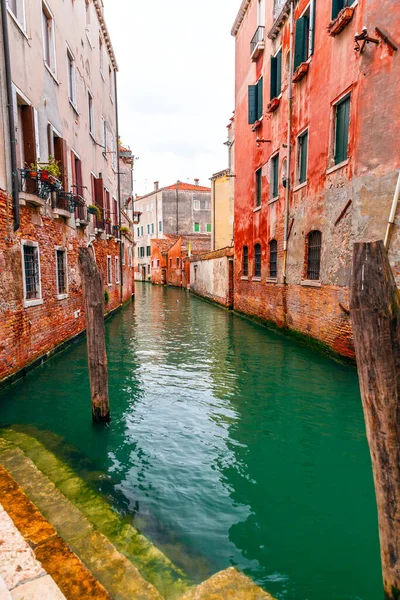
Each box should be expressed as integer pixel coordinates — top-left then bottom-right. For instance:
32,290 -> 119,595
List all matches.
190,248 -> 234,307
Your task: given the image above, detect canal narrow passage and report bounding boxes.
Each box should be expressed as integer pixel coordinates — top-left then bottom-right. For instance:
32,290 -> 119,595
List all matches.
0,284 -> 381,600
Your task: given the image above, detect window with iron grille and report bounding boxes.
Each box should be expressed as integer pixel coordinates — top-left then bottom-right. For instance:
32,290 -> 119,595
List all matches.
254,244 -> 262,277
242,246 -> 249,276
297,129 -> 308,184
307,231 -> 322,280
271,154 -> 279,198
115,257 -> 120,284
107,256 -> 112,285
255,168 -> 262,207
56,249 -> 67,295
23,244 -> 41,300
269,240 -> 278,278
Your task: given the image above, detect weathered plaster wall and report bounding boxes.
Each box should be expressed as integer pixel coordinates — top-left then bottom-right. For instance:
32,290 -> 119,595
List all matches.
162,190 -> 211,236
190,248 -> 234,307
233,0 -> 400,358
211,174 -> 234,251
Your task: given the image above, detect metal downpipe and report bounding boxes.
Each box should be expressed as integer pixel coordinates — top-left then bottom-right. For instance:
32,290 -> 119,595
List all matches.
114,68 -> 123,301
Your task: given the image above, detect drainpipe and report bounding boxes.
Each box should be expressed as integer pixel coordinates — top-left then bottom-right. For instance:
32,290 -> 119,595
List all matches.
384,171 -> 400,250
114,68 -> 123,302
282,0 -> 294,283
212,177 -> 216,251
1,0 -> 19,231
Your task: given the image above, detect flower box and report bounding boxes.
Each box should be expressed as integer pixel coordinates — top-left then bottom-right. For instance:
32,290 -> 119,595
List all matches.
292,61 -> 309,84
267,97 -> 280,113
328,7 -> 355,36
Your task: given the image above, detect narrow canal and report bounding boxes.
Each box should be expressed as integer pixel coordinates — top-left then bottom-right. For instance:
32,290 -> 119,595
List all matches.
0,284 -> 381,600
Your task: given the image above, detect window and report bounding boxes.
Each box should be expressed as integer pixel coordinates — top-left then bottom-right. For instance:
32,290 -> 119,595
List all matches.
110,133 -> 115,169
147,224 -> 150,234
140,226 -> 143,236
169,258 -> 172,267
176,258 -> 180,267
146,246 -> 151,257
137,227 -> 140,237
270,49 -> 282,100
121,243 -> 125,266
294,5 -> 314,70
109,64 -> 113,98
99,34 -> 104,75
271,154 -> 279,198
15,96 -> 37,175
67,48 -> 76,107
7,0 -> 25,28
332,0 -> 353,20
194,200 -> 200,210
115,257 -> 120,284
258,0 -> 265,26
102,117 -> 107,153
242,246 -> 249,277
248,77 -> 263,124
254,244 -> 262,278
255,167 -> 262,207
194,223 -> 200,233
159,221 -> 162,232
206,224 -> 212,233
22,242 -> 42,306
157,260 -> 160,267
107,256 -> 112,285
334,95 -> 350,165
42,3 -> 56,73
85,0 -> 90,27
139,247 -> 145,258
269,240 -> 278,278
297,130 -> 308,184
71,150 -> 83,198
307,231 -> 322,280
88,91 -> 94,137
151,223 -> 154,234
56,249 -> 67,297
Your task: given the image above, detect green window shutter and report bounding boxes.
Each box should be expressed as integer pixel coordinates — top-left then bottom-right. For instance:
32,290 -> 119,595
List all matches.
332,0 -> 345,20
255,168 -> 262,206
299,131 -> 308,183
194,223 -> 200,233
257,77 -> 263,120
276,50 -> 282,96
270,56 -> 277,100
335,96 -> 350,164
206,224 -> 211,233
294,16 -> 307,70
248,85 -> 257,124
272,155 -> 279,197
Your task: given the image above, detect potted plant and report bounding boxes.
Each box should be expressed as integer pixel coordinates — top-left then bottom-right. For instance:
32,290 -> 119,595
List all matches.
88,204 -> 101,218
25,164 -> 39,179
120,226 -> 130,234
105,217 -> 112,224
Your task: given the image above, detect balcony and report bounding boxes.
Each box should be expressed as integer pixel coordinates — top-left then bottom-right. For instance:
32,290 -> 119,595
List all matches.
132,211 -> 142,224
53,192 -> 74,219
75,197 -> 89,227
250,26 -> 265,61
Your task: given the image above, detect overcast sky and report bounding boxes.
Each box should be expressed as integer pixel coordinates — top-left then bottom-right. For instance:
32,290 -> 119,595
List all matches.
104,0 -> 237,196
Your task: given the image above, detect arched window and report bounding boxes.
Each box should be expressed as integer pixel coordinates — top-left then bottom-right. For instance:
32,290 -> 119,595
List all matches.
242,246 -> 249,277
269,239 -> 278,278
254,243 -> 262,277
307,231 -> 322,280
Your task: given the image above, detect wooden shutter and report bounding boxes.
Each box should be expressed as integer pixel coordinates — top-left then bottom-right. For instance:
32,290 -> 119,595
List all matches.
70,151 -> 76,190
335,96 -> 350,164
257,77 -> 263,120
299,131 -> 308,183
21,105 -> 36,167
248,85 -> 257,124
294,16 -> 307,70
276,50 -> 282,96
54,137 -> 69,191
270,56 -> 277,100
95,177 -> 104,211
332,0 -> 344,20
76,158 -> 83,197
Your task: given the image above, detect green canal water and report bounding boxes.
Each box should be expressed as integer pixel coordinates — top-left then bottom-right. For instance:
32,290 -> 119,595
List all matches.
0,284 -> 382,599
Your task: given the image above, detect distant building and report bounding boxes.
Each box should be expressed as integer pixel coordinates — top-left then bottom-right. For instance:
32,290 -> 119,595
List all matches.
134,180 -> 212,281
151,235 -> 211,288
211,115 -> 235,251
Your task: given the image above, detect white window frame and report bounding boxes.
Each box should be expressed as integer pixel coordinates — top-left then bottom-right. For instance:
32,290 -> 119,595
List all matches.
42,1 -> 57,76
270,151 -> 280,201
66,45 -> 77,109
101,117 -> 107,156
121,243 -> 125,266
115,256 -> 120,284
107,255 -> 112,286
55,246 -> 68,300
295,127 -> 309,187
21,240 -> 43,308
193,199 -> 200,210
7,0 -> 26,33
88,89 -> 95,138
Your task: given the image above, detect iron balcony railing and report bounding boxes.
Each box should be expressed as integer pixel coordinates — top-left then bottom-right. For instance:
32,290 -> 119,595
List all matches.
250,26 -> 265,56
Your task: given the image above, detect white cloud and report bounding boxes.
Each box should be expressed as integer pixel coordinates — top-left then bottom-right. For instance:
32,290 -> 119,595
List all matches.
104,0 -> 237,195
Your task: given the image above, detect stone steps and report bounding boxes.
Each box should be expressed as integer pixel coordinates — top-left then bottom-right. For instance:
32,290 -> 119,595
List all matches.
0,429 -> 275,600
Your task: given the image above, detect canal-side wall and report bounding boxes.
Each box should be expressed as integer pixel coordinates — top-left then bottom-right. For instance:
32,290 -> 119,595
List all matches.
0,194 -> 133,385
190,248 -> 234,308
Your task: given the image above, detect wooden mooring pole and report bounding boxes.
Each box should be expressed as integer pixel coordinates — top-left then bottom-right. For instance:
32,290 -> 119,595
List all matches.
350,240 -> 400,599
78,247 -> 110,423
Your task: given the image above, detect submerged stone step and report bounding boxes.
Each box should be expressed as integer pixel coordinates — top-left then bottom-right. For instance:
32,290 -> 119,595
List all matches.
177,568 -> 275,600
0,429 -> 191,599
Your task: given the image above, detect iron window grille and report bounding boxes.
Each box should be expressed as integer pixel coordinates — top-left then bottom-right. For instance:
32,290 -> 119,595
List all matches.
23,245 -> 40,299
254,244 -> 262,277
269,240 -> 278,278
56,250 -> 67,295
307,231 -> 322,280
271,154 -> 279,198
243,246 -> 249,276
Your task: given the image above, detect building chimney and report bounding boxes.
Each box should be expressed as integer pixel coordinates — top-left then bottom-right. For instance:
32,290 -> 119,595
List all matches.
154,181 -> 159,191
194,179 -> 199,186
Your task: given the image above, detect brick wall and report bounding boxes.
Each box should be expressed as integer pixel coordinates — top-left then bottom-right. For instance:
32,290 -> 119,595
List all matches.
0,193 -> 133,383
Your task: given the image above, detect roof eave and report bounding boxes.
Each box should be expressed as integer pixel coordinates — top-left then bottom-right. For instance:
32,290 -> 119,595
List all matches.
93,0 -> 118,71
231,0 -> 251,37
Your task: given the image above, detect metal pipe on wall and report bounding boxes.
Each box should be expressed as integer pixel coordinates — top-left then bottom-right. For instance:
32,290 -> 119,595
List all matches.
0,0 -> 19,231
114,68 -> 123,300
282,0 -> 295,282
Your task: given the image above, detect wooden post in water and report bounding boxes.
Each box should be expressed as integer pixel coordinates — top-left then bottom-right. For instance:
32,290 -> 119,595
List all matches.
78,247 -> 110,422
350,240 -> 400,599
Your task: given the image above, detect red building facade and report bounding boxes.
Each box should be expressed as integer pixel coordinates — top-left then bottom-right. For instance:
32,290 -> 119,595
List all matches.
232,0 -> 400,358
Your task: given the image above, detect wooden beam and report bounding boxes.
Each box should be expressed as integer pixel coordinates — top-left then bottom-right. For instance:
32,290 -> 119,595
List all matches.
78,247 -> 110,423
350,240 -> 400,599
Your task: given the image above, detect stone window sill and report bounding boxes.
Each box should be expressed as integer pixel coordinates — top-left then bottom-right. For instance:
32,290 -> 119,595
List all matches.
252,277 -> 261,282
268,196 -> 279,205
241,276 -> 248,281
57,294 -> 68,301
266,277 -> 277,283
7,8 -> 29,40
293,181 -> 307,192
107,283 -> 113,287
301,280 -> 322,288
253,206 -> 262,213
69,99 -> 79,115
326,159 -> 349,175
24,298 -> 43,308
44,63 -> 59,85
